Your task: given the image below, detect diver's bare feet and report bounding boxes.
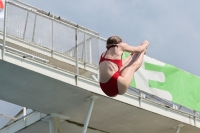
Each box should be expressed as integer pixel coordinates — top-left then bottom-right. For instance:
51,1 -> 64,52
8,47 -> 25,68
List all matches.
141,40 -> 149,54
141,40 -> 149,48
144,48 -> 147,54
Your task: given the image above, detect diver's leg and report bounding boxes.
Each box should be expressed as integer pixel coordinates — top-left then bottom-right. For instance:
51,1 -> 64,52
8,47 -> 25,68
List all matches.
117,51 -> 145,95
120,53 -> 141,73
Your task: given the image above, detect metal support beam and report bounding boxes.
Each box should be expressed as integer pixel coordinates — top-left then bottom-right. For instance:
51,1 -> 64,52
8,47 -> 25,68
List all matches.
23,107 -> 27,120
55,118 -> 64,133
0,112 -> 46,133
91,75 -> 98,82
48,117 -> 64,133
0,114 -> 17,120
49,117 -> 57,133
43,113 -> 69,133
82,95 -> 99,133
176,126 -> 180,133
173,124 -> 184,133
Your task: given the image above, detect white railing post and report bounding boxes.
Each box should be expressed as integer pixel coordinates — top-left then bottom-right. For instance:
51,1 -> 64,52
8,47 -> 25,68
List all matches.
2,0 -> 8,60
32,14 -> 37,43
82,29 -> 86,62
23,10 -> 29,39
89,40 -> 92,64
51,15 -> 54,57
82,96 -> 99,133
173,124 -> 184,133
175,126 -> 180,133
43,114 -> 69,133
97,35 -> 100,77
97,69 -> 99,82
49,117 -> 57,133
194,111 -> 196,126
23,107 -> 27,120
75,25 -> 79,85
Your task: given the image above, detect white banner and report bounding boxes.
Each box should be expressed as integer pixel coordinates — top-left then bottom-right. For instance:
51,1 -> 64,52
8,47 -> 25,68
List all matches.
0,0 -> 5,19
134,56 -> 172,101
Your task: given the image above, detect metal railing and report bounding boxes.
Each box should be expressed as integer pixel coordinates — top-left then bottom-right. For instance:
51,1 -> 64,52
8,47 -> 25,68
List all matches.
0,0 -> 106,66
127,87 -> 200,119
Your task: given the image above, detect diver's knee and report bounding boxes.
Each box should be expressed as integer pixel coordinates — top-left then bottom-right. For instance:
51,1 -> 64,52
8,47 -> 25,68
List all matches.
118,84 -> 129,95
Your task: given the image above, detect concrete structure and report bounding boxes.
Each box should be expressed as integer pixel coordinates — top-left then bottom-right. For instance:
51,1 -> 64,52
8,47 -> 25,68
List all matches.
0,1 -> 200,133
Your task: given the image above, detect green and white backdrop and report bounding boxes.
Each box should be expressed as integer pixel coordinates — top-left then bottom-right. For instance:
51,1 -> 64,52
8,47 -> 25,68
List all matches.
123,52 -> 200,112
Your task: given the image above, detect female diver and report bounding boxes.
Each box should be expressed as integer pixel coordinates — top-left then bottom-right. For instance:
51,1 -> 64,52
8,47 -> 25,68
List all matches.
99,36 -> 149,97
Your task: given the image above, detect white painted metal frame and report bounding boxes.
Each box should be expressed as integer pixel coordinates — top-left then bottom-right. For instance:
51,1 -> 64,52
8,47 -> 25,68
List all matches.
173,124 -> 184,133
0,33 -> 99,75
12,0 -> 99,36
0,112 -> 47,133
22,10 -> 29,40
42,113 -> 70,133
75,26 -> 79,85
7,0 -> 107,42
51,15 -> 54,54
0,43 -> 49,63
176,127 -> 181,133
0,114 -> 17,120
5,0 -> 104,67
82,95 -> 99,133
23,107 -> 26,121
49,117 -> 63,133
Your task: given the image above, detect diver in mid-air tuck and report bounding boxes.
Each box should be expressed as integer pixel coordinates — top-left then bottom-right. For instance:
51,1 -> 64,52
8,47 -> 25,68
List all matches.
99,36 -> 149,97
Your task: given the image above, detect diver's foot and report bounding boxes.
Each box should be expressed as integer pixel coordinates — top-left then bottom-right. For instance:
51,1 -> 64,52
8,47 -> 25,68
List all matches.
144,48 -> 147,54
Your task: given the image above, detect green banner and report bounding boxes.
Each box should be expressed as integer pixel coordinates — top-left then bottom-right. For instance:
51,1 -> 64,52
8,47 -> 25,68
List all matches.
123,52 -> 200,112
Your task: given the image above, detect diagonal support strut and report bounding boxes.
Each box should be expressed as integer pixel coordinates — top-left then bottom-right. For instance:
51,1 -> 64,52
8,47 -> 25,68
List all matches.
173,124 -> 184,133
82,95 -> 99,133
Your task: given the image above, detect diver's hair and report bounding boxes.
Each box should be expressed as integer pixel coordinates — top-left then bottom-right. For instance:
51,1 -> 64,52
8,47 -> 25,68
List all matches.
106,36 -> 122,49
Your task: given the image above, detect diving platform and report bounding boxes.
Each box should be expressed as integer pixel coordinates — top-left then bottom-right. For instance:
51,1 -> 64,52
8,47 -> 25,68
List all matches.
0,0 -> 200,133
0,35 -> 200,133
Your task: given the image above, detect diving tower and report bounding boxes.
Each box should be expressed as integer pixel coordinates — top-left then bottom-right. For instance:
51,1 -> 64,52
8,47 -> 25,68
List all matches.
0,0 -> 200,133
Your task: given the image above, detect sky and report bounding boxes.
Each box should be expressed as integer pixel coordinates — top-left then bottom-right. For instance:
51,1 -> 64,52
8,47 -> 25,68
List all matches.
17,0 -> 200,77
0,100 -> 22,128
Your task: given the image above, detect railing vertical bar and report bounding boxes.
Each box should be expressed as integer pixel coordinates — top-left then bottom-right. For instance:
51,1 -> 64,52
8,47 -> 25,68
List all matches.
23,10 -> 29,39
194,111 -> 196,126
32,14 -> 37,43
23,107 -> 26,121
89,39 -> 92,64
97,35 -> 100,79
51,15 -> 54,56
2,0 -> 8,60
75,25 -> 79,84
82,29 -> 86,63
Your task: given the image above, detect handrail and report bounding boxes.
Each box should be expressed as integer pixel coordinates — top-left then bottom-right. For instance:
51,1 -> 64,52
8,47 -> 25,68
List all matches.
0,44 -> 49,63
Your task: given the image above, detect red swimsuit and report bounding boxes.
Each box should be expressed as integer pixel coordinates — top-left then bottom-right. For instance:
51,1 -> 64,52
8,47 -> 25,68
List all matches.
99,49 -> 122,97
